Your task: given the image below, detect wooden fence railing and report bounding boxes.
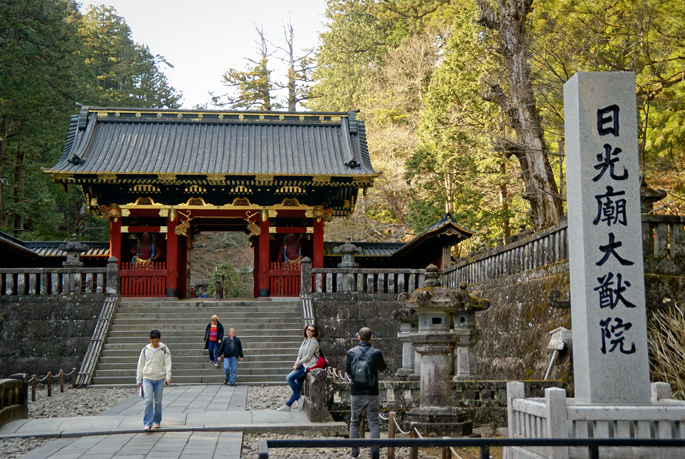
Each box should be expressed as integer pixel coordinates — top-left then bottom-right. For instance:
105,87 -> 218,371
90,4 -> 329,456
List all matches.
120,261 -> 166,297
269,261 -> 301,297
28,368 -> 77,401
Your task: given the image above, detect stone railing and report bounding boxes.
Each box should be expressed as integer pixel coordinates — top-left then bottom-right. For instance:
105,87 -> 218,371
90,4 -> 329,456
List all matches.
442,214 -> 685,288
0,374 -> 28,428
301,258 -> 425,300
305,364 -> 564,425
0,257 -> 119,296
506,381 -> 685,459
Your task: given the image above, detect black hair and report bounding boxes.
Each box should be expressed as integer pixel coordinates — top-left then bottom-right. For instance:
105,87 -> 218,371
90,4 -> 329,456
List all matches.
358,327 -> 372,342
149,330 -> 161,339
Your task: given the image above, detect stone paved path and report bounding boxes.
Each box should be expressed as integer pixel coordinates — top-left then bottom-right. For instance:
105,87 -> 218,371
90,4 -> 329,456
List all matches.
0,385 -> 346,459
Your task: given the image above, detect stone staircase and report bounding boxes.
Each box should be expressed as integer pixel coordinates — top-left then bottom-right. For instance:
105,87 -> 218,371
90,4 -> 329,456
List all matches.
91,299 -> 302,385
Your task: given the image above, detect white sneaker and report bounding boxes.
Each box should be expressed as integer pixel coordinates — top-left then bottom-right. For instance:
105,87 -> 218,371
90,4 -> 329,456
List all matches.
276,405 -> 291,411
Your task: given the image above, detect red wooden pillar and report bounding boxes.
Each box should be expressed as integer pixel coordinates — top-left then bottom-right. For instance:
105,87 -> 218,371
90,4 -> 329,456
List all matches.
110,217 -> 122,263
253,236 -> 260,298
166,212 -> 178,297
258,209 -> 270,296
313,217 -> 324,268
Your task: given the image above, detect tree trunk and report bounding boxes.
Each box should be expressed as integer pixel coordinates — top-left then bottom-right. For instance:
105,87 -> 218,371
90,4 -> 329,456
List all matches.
477,0 -> 563,230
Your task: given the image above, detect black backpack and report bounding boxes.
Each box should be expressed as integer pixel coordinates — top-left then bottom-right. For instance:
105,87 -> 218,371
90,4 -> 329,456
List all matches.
350,346 -> 376,388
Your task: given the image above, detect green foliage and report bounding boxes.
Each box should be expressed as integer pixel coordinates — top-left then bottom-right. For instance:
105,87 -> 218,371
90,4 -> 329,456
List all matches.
531,0 -> 685,213
0,1 -> 181,243
213,55 -> 280,110
207,262 -> 253,299
77,5 -> 181,108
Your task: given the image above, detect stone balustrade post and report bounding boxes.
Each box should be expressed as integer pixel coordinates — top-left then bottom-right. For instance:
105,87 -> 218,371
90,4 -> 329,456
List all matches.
106,257 -> 119,295
302,369 -> 332,422
300,256 -> 312,293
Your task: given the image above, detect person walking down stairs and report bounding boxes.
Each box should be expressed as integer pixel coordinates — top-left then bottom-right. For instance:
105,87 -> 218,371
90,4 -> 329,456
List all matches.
204,315 -> 224,367
218,328 -> 243,385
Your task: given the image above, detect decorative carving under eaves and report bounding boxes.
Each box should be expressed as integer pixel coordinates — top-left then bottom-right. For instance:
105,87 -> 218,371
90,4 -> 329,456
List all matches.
175,220 -> 190,237
98,204 -> 121,220
206,173 -> 225,183
231,197 -> 255,207
274,198 -> 302,207
255,174 -> 274,184
158,173 -> 177,182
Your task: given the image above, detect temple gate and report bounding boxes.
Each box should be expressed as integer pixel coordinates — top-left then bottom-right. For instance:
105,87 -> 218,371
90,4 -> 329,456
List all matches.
45,108 -> 378,298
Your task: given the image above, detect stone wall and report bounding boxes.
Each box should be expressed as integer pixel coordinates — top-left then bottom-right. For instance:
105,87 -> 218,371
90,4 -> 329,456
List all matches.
0,295 -> 106,378
312,293 -> 402,374
313,216 -> 684,391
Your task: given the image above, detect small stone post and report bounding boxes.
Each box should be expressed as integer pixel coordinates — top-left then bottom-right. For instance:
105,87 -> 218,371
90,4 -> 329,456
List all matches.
392,308 -> 418,379
106,257 -> 119,294
452,282 -> 489,381
300,256 -> 312,294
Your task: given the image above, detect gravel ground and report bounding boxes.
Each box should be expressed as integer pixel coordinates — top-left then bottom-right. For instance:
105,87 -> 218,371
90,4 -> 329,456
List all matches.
1,386 -> 136,459
1,385 -> 495,458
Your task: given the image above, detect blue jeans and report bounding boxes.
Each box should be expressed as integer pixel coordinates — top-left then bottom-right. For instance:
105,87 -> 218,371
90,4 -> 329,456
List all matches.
208,340 -> 219,363
223,356 -> 238,385
142,378 -> 165,427
285,366 -> 306,406
350,394 -> 380,459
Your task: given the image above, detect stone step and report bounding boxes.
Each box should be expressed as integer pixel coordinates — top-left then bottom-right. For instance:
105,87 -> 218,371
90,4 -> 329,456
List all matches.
94,366 -> 291,377
92,299 -> 303,386
110,320 -> 301,330
114,304 -> 300,311
100,347 -> 299,357
91,374 -> 287,385
111,313 -> 301,321
106,330 -> 302,344
97,359 -> 291,370
98,354 -> 295,364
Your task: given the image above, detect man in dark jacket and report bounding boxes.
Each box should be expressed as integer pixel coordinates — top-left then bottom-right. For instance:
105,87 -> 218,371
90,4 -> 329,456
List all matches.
346,327 -> 388,459
217,328 -> 243,386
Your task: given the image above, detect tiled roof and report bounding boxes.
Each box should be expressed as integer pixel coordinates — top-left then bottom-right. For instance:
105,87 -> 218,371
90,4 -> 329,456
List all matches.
46,108 -> 377,178
25,241 -> 110,258
324,242 -> 405,258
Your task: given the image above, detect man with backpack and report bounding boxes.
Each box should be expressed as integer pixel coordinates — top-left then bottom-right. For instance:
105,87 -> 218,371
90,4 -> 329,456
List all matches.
346,327 -> 388,459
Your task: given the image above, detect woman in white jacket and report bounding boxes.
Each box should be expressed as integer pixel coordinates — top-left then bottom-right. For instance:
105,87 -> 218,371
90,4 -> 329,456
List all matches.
136,330 -> 172,431
277,323 -> 319,411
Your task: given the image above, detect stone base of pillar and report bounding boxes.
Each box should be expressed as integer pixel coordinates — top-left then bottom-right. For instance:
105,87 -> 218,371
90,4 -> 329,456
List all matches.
452,373 -> 482,381
406,406 -> 472,437
395,367 -> 415,379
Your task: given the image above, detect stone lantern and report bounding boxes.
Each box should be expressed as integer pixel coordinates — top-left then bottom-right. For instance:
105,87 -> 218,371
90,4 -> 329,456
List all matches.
59,234 -> 89,267
333,236 -> 361,268
333,237 -> 362,292
397,264 -> 479,436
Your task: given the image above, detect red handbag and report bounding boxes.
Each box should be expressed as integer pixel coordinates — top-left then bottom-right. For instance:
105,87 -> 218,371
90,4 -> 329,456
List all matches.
306,355 -> 327,372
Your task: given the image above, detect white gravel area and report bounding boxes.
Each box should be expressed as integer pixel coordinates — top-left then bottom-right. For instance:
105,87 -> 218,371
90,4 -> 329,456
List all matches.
1,386 -> 136,458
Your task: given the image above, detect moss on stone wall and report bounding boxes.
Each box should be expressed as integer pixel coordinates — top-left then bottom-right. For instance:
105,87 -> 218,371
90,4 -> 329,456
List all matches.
0,295 -> 106,378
